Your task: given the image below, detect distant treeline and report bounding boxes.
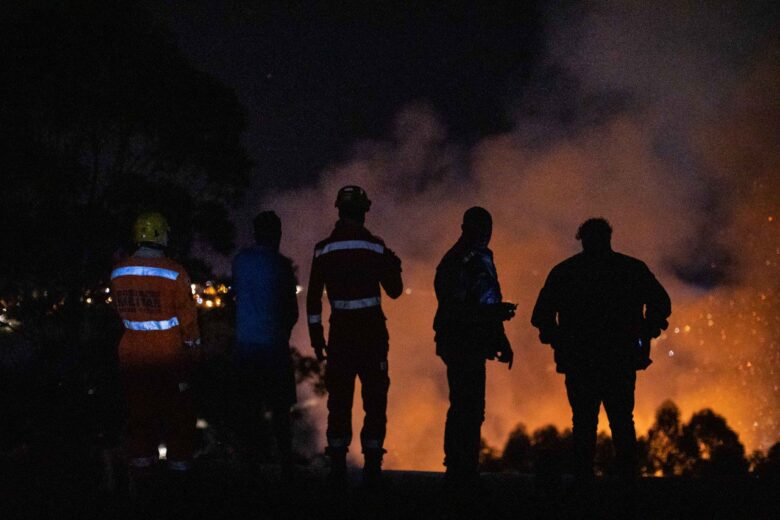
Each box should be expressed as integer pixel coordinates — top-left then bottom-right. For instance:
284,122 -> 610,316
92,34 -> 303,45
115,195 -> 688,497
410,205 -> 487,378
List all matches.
480,400 -> 780,478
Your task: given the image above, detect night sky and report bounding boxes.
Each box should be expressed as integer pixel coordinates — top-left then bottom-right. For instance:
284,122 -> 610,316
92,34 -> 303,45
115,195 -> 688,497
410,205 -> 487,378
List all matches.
151,2 -> 544,190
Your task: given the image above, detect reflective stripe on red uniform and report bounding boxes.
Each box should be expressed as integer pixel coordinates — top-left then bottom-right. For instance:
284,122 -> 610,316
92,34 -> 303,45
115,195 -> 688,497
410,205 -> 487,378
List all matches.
306,220 -> 402,350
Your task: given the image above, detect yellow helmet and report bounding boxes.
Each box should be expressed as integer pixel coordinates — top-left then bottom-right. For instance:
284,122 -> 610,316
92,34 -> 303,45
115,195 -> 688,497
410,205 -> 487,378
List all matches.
133,212 -> 170,245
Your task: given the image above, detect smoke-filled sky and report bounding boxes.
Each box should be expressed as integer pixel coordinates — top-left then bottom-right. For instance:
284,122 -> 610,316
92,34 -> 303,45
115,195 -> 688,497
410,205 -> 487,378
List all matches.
159,1 -> 779,469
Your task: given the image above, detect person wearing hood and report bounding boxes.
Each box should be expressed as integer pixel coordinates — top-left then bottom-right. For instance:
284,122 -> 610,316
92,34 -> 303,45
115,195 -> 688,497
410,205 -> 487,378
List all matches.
433,206 -> 516,486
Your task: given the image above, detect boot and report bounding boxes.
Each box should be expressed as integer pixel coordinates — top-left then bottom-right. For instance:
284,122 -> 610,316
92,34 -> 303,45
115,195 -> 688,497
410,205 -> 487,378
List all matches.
326,447 -> 348,485
362,448 -> 385,488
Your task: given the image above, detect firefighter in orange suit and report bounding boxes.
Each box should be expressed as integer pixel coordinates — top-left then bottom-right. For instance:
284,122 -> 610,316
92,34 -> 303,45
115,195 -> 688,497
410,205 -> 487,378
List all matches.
111,212 -> 201,476
307,186 -> 403,484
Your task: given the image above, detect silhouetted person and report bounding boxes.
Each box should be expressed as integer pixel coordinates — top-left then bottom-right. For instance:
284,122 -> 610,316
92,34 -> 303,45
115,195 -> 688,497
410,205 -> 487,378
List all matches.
307,186 -> 403,485
232,211 -> 299,473
531,218 -> 671,484
434,207 -> 516,486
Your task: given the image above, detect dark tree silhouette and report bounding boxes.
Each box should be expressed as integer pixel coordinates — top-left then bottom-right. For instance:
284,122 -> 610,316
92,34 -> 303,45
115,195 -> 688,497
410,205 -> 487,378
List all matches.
479,438 -> 504,472
492,400 -> 768,480
680,409 -> 749,476
593,431 -> 616,476
750,442 -> 780,479
502,423 -> 532,473
1,1 -> 252,292
646,400 -> 692,476
530,425 -> 572,485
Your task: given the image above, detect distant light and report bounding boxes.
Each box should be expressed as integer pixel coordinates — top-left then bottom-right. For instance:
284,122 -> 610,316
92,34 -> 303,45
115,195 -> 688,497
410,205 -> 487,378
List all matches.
674,327 -> 680,334
214,297 -> 222,307
104,287 -> 111,294
85,297 -> 93,304
683,325 -> 691,333
295,285 -> 302,295
205,300 -> 214,308
106,297 -> 112,303
769,216 -> 775,222
158,444 -> 167,460
405,288 -> 412,295
191,284 -> 197,295
196,296 -> 203,305
196,418 -> 209,429
668,350 -> 675,357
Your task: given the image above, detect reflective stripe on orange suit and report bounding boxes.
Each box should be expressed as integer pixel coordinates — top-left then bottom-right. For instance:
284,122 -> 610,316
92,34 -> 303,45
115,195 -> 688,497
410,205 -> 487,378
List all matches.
110,256 -> 200,465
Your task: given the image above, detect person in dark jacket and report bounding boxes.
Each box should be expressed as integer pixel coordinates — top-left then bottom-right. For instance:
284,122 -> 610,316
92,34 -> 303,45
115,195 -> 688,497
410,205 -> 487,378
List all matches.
434,207 -> 516,485
531,218 -> 671,483
232,211 -> 299,470
307,185 -> 403,484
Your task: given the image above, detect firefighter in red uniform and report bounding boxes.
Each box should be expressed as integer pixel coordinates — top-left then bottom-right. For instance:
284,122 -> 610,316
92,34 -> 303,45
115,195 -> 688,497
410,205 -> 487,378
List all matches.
111,212 -> 201,481
307,186 -> 403,484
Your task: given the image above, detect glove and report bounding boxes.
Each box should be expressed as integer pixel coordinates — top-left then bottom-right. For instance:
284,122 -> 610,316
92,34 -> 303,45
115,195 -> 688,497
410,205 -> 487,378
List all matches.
385,247 -> 402,271
496,334 -> 514,370
310,322 -> 327,362
481,302 -> 518,322
500,302 -> 518,321
183,338 -> 203,366
184,338 -> 201,348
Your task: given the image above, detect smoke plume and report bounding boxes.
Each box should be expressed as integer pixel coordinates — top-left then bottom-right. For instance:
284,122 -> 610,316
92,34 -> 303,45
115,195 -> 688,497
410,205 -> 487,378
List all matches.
235,1 -> 779,469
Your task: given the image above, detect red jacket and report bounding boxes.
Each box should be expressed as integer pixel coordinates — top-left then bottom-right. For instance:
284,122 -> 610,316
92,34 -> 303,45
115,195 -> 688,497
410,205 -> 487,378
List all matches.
307,220 -> 402,354
110,256 -> 200,367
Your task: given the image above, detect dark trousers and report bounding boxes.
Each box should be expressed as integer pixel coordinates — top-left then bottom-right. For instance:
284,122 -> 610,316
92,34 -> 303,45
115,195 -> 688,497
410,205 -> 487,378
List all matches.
325,353 -> 389,453
565,369 -> 637,479
443,354 -> 486,477
231,346 -> 296,461
122,363 -> 198,468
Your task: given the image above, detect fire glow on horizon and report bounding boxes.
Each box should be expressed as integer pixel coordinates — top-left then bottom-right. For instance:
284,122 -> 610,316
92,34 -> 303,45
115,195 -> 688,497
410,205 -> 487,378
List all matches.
223,3 -> 779,470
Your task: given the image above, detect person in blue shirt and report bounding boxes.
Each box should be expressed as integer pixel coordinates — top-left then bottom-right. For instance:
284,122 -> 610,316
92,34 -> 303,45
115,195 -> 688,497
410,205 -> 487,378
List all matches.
231,211 -> 299,471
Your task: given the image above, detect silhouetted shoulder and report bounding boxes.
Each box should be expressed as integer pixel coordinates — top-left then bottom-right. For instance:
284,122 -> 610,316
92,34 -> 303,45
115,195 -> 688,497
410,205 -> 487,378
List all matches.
233,247 -> 255,262
612,252 -> 653,274
278,252 -> 296,274
547,253 -> 584,276
361,227 -> 387,246
158,257 -> 188,275
313,238 -> 330,253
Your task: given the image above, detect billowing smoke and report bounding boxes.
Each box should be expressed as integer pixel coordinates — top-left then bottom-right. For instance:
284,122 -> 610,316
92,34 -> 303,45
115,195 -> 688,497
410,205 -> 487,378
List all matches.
232,1 -> 779,469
